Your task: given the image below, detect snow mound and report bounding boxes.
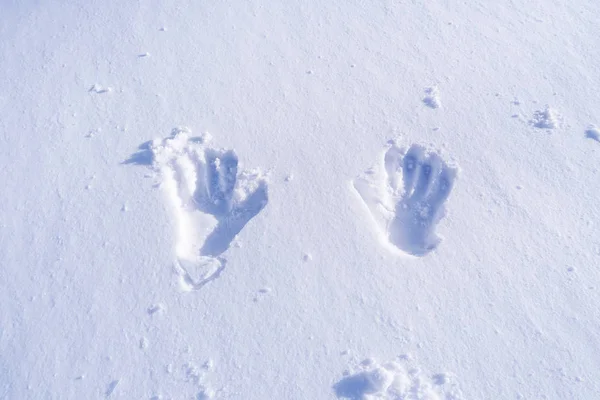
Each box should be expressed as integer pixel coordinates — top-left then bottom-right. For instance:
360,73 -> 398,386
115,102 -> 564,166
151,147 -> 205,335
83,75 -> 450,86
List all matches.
530,105 -> 559,129
334,357 -> 463,400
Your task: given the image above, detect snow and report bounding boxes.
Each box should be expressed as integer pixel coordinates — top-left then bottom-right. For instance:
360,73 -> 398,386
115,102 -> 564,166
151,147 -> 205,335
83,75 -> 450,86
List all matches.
530,106 -> 559,130
585,126 -> 600,142
144,128 -> 268,291
333,357 -> 462,400
423,87 -> 442,110
353,142 -> 458,257
1,1 -> 600,399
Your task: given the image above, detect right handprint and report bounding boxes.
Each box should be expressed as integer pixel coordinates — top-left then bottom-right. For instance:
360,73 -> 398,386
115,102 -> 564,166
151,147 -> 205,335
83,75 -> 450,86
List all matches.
354,143 -> 458,256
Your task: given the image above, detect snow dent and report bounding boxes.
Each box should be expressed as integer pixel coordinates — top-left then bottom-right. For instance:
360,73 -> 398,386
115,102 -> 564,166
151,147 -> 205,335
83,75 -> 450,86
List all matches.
585,126 -> 600,142
423,87 -> 441,109
150,128 -> 268,291
354,143 -> 457,257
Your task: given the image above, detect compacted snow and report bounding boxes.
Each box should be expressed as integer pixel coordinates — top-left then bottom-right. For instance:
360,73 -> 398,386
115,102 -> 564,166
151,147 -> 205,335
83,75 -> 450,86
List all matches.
1,1 -> 599,399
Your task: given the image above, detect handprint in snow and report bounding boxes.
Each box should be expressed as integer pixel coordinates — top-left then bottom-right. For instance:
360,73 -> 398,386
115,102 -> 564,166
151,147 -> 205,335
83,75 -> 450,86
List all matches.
354,143 -> 457,256
151,129 -> 268,290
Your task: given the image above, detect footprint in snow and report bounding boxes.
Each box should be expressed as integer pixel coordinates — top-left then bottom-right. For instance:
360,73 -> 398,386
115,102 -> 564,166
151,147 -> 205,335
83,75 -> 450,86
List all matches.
354,143 -> 458,256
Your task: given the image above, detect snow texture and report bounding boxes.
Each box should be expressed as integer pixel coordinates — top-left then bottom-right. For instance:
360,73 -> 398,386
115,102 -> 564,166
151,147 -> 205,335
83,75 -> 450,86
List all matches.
530,105 -> 559,129
1,1 -> 600,399
423,87 -> 441,109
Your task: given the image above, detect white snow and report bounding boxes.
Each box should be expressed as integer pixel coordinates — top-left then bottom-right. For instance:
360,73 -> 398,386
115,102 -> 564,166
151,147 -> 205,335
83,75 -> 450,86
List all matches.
1,1 -> 600,399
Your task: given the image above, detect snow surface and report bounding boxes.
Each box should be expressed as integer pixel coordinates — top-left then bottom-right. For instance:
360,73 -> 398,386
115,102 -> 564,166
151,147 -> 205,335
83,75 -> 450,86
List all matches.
1,1 -> 600,399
